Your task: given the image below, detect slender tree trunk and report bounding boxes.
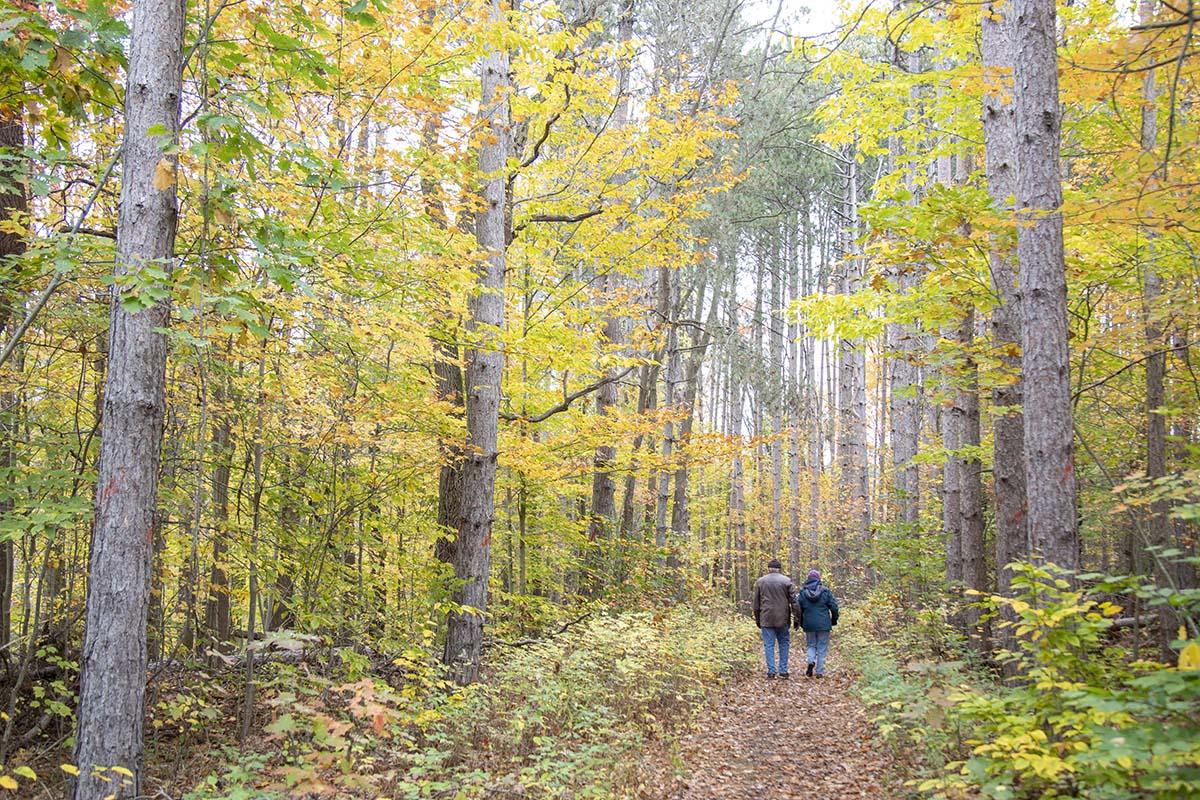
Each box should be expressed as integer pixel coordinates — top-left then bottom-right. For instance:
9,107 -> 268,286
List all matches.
619,363 -> 657,539
671,282 -> 721,548
787,217 -> 803,576
958,309 -> 987,645
71,0 -> 184,794
1014,0 -> 1078,570
770,236 -> 785,561
204,413 -> 232,645
443,6 -> 508,684
655,268 -> 680,553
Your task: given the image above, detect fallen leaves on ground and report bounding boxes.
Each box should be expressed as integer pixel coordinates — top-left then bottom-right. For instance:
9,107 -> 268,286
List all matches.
642,653 -> 902,799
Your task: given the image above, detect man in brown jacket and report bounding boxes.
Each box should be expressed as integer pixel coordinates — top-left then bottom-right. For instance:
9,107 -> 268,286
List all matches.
752,558 -> 795,678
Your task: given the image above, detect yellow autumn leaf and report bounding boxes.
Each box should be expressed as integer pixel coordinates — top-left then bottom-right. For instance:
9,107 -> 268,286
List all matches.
1178,642 -> 1200,671
60,764 -> 80,776
110,765 -> 134,778
0,775 -> 17,790
151,159 -> 177,191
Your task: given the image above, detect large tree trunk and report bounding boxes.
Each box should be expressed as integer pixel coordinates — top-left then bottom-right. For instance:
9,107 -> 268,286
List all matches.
0,108 -> 26,655
421,99 -> 466,569
70,0 -> 184,794
837,153 -> 870,579
982,0 -> 1029,653
443,4 -> 508,685
587,0 -> 635,552
1014,0 -> 1078,570
1137,0 -> 1175,659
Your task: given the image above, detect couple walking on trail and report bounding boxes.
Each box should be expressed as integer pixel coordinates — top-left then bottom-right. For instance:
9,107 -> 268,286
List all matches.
752,559 -> 839,679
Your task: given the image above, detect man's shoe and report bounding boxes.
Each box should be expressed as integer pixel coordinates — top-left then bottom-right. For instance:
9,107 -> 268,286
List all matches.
805,662 -> 815,677
766,672 -> 776,679
780,672 -> 789,679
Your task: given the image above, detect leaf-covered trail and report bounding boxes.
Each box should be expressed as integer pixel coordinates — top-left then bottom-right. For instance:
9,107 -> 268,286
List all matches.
648,654 -> 902,799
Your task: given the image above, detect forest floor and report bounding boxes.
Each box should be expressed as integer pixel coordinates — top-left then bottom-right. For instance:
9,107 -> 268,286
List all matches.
646,649 -> 903,799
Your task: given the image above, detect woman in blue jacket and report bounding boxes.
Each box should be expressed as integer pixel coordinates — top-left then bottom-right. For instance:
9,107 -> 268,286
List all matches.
794,569 -> 839,677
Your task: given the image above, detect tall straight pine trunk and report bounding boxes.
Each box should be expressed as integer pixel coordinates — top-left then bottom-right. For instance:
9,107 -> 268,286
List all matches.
1137,0 -> 1177,658
71,0 -> 184,794
0,108 -> 26,655
587,0 -> 635,553
1014,0 -> 1078,570
443,1 -> 508,684
982,0 -> 1029,623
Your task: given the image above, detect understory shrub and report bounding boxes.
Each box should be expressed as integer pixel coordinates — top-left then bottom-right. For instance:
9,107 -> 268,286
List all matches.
187,603 -> 755,799
848,563 -> 1200,800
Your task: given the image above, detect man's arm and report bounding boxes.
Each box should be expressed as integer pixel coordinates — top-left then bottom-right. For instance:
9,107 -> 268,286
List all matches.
752,583 -> 761,627
828,592 -> 840,626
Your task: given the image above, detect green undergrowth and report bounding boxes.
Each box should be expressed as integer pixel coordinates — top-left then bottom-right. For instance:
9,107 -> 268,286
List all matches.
186,602 -> 755,799
845,563 -> 1200,800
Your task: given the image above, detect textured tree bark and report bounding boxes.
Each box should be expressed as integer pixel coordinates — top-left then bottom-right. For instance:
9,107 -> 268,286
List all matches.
957,308 -> 987,646
1014,0 -> 1079,570
1136,0 -> 1176,659
587,0 -> 635,551
0,109 -> 26,655
787,218 -> 803,576
619,362 -> 657,539
888,108 -> 922,538
654,267 -> 680,552
670,283 -> 720,548
943,364 -> 963,585
70,0 -> 184,794
982,0 -> 1029,646
443,4 -> 508,684
769,235 -> 785,561
421,101 -> 466,568
727,293 -> 749,603
205,408 -> 233,646
837,153 -> 870,578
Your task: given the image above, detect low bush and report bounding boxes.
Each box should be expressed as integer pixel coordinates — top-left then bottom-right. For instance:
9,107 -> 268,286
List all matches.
187,603 -> 755,799
847,563 -> 1200,800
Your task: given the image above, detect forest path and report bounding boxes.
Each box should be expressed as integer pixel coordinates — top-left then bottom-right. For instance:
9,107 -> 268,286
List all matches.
648,649 -> 902,799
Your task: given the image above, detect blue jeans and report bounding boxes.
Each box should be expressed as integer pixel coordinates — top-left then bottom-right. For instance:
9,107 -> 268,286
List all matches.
806,630 -> 831,675
760,626 -> 790,674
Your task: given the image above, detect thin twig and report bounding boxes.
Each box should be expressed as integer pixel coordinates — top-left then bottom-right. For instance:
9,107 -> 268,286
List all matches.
0,147 -> 122,370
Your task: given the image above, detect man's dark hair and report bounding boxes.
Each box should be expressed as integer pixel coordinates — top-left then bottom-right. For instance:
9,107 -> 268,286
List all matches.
767,558 -> 781,570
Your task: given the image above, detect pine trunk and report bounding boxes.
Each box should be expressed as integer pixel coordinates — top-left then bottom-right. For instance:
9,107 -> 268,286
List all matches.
443,7 -> 508,684
982,0 -> 1029,630
0,109 -> 26,654
71,0 -> 184,793
1014,0 -> 1079,570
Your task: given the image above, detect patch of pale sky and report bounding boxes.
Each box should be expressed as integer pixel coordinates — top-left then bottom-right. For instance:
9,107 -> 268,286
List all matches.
744,0 -> 843,39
